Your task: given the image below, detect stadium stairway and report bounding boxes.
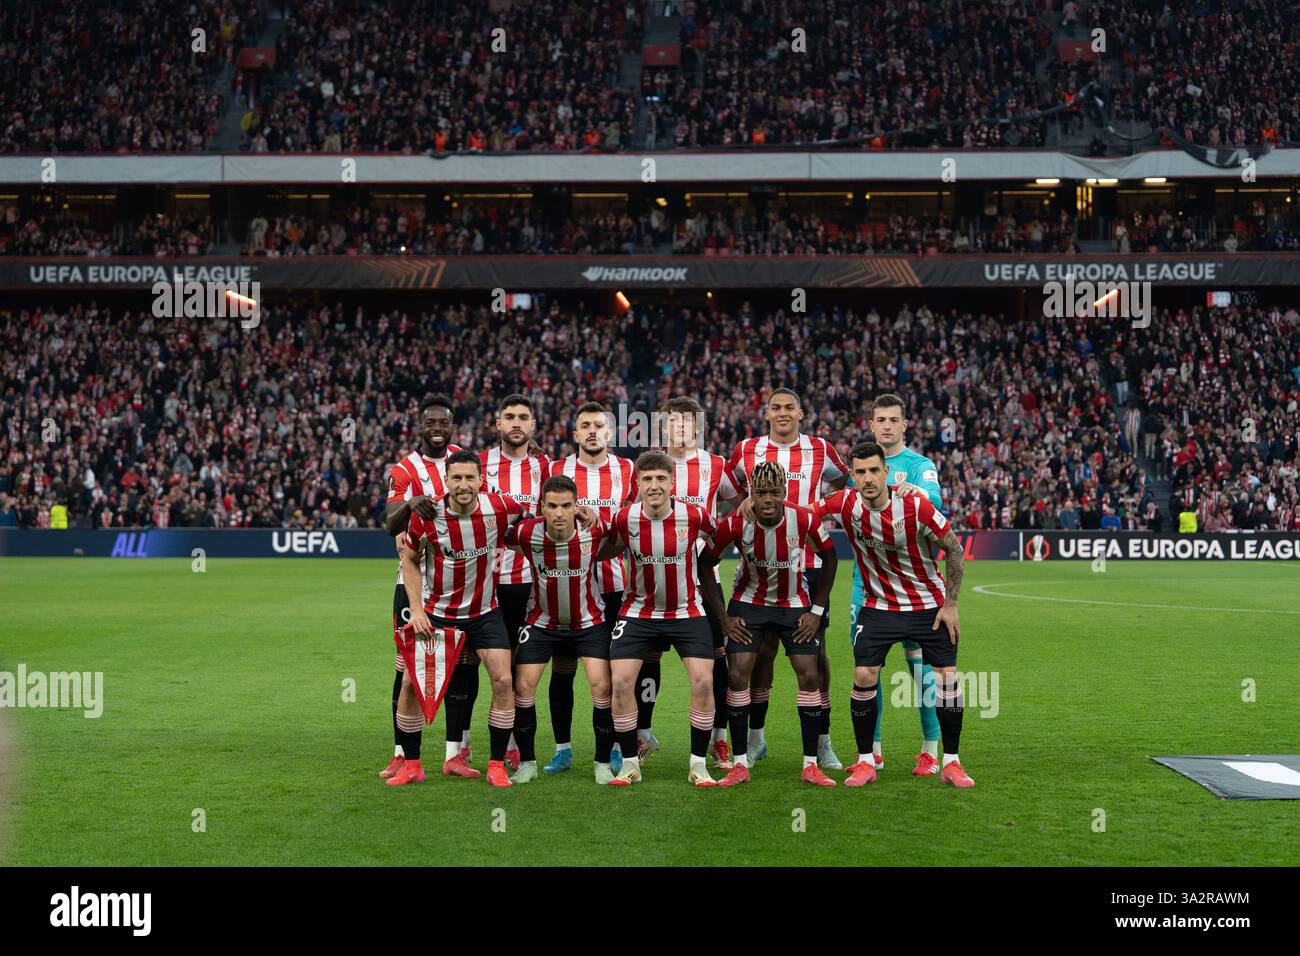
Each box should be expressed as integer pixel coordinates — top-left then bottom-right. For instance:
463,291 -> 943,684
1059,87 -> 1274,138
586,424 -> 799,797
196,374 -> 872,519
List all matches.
210,13 -> 288,152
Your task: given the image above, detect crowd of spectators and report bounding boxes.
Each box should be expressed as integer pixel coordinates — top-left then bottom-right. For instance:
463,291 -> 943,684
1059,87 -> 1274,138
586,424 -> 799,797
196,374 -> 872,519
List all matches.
674,203 -> 1081,255
0,210 -> 214,256
0,299 -> 648,531
0,0 -> 258,153
666,0 -> 1050,149
240,204 -> 668,256
242,0 -> 636,154
1131,303 -> 1300,531
2,296 -> 1295,532
1088,0 -> 1300,148
1113,201 -> 1300,253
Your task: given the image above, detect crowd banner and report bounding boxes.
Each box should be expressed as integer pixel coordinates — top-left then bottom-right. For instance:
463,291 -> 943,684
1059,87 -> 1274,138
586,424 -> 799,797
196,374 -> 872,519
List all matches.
4,254 -> 1300,290
1,529 -> 1297,561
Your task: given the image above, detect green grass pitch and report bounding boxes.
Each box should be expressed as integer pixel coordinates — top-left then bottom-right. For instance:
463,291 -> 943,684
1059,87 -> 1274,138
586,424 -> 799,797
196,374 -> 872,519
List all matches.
2,557 -> 1296,866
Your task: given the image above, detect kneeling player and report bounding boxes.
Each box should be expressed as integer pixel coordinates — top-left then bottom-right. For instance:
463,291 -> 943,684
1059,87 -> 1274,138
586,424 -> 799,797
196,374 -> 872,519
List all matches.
699,462 -> 839,787
504,476 -> 618,784
815,442 -> 973,788
600,452 -> 719,787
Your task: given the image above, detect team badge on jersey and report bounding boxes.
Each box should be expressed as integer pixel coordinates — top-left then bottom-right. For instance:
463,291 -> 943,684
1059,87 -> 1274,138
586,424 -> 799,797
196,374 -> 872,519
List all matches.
893,471 -> 907,483
893,518 -> 906,532
676,528 -> 689,542
580,541 -> 593,555
484,515 -> 496,530
786,535 -> 800,548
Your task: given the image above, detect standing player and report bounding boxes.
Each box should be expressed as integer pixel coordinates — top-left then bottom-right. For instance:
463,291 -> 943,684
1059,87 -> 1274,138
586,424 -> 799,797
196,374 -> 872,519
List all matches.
728,388 -> 847,769
640,396 -> 743,769
854,393 -> 944,776
480,394 -> 550,770
548,402 -> 636,774
502,475 -> 617,784
698,462 -> 839,787
815,441 -> 973,788
387,451 -> 527,788
379,393 -> 461,781
599,452 -> 719,787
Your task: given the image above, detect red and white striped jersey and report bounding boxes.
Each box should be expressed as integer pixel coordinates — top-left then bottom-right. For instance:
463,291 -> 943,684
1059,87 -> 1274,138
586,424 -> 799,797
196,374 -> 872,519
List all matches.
505,517 -> 608,631
480,447 -> 550,585
609,501 -> 717,620
815,488 -> 949,612
706,505 -> 833,608
728,434 -> 846,568
386,446 -> 461,584
407,492 -> 524,619
549,453 -> 636,594
669,448 -> 741,517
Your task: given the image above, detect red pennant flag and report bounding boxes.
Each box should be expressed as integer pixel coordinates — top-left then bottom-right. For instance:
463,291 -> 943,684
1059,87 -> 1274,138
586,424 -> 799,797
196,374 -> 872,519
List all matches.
394,625 -> 467,724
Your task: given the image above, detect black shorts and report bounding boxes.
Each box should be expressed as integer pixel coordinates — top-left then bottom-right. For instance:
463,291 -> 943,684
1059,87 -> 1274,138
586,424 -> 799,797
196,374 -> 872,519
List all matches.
601,591 -> 623,627
497,583 -> 532,650
609,616 -> 714,661
515,621 -> 611,664
803,568 -> 831,634
726,600 -> 821,656
393,584 -> 411,630
429,607 -> 511,653
852,606 -> 957,669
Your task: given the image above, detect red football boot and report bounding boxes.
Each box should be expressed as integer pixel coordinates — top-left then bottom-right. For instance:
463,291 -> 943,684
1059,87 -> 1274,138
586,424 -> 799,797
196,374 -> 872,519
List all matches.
712,738 -> 734,770
843,760 -> 877,787
913,752 -> 939,777
717,763 -> 750,787
486,760 -> 513,788
801,763 -> 837,787
504,748 -> 521,772
384,759 -> 425,786
940,760 -> 975,789
379,755 -> 406,779
442,753 -> 482,779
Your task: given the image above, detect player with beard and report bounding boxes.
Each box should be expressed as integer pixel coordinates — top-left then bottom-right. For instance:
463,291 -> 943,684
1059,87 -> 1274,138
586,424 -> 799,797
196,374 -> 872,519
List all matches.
379,393 -> 463,781
699,461 -> 839,786
728,388 -> 847,770
548,402 -> 636,773
480,394 -> 550,771
599,452 -> 719,787
644,396 -> 742,770
388,451 -> 530,788
814,442 -> 973,789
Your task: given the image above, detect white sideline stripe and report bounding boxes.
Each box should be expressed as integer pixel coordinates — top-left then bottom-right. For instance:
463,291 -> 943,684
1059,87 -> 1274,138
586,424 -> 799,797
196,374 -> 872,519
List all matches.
1222,762 -> 1300,787
971,583 -> 1300,615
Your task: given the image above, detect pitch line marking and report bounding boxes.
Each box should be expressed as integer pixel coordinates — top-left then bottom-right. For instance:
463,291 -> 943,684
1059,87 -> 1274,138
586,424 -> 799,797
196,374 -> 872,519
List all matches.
971,583 -> 1300,615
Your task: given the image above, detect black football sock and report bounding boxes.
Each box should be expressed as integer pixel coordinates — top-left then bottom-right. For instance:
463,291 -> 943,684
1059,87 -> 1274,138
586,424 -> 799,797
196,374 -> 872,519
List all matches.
749,687 -> 770,730
688,707 -> 713,759
613,710 -> 638,763
592,694 -> 614,763
392,669 -> 403,749
513,694 -> 537,763
464,661 -> 480,732
396,711 -> 424,761
821,693 -> 832,737
487,707 -> 514,762
935,676 -> 965,756
849,684 -> 879,757
549,664 -> 576,746
726,687 -> 751,759
445,664 -> 472,746
796,690 -> 823,759
712,656 -> 729,730
636,658 -> 661,732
